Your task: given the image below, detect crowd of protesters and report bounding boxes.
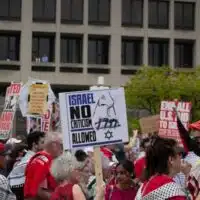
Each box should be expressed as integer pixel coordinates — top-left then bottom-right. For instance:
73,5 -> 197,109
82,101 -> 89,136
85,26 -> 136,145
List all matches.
0,113 -> 200,199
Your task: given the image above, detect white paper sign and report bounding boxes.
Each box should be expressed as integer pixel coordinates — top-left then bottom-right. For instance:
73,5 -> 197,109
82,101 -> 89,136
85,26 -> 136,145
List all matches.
59,88 -> 128,149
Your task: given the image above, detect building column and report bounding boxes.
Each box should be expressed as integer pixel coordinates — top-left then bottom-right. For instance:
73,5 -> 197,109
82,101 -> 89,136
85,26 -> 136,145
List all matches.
55,0 -> 61,73
195,0 -> 200,66
169,0 -> 174,68
20,0 -> 32,82
83,0 -> 89,74
143,0 -> 148,65
110,0 -> 121,86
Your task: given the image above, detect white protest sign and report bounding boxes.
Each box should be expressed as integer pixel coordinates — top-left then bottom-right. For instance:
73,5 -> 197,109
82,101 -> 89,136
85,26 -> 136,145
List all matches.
59,87 -> 128,149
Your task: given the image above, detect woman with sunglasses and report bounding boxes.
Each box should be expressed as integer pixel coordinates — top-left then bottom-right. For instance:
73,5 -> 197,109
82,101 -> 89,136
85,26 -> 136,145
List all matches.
135,136 -> 187,200
104,160 -> 138,200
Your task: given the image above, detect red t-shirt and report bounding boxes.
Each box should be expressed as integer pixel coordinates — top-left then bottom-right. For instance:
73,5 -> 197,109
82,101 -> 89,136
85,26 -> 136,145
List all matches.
134,156 -> 146,180
24,151 -> 57,198
105,185 -> 137,200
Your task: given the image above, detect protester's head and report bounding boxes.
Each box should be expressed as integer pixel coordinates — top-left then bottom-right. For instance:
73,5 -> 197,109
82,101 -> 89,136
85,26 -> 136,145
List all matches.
10,143 -> 27,159
75,149 -> 91,183
27,131 -> 45,152
51,151 -> 85,184
116,160 -> 134,185
145,137 -> 181,180
44,132 -> 63,158
0,143 -> 6,168
75,150 -> 88,162
140,138 -> 151,152
192,131 -> 200,145
180,160 -> 192,176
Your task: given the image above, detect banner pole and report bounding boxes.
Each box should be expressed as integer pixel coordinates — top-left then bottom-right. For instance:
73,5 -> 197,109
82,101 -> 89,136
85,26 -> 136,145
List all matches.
90,76 -> 109,188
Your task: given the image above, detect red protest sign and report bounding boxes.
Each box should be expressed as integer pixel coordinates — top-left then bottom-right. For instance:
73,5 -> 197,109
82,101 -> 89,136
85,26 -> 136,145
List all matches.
0,82 -> 22,140
41,109 -> 51,132
159,101 -> 191,144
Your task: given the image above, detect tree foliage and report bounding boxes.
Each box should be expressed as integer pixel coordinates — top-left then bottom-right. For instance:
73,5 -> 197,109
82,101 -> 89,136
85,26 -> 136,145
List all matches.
125,66 -> 200,125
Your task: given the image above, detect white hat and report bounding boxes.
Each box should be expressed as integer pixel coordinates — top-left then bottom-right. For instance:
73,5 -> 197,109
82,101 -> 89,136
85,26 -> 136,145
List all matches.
6,138 -> 22,145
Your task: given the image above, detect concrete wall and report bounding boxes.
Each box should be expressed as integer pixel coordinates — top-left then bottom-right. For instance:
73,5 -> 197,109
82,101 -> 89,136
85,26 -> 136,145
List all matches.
0,0 -> 198,87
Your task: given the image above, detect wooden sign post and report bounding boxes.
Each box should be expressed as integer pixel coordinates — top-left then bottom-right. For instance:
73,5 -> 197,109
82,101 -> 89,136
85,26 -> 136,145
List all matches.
90,76 -> 109,187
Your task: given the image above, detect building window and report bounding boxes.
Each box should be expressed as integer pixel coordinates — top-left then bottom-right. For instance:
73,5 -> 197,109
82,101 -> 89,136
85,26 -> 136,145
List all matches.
175,40 -> 194,68
175,2 -> 195,30
122,0 -> 143,27
61,0 -> 83,24
88,36 -> 109,65
0,0 -> 21,21
33,0 -> 56,22
88,0 -> 110,25
60,35 -> 83,63
0,33 -> 20,61
148,0 -> 169,29
32,33 -> 55,62
148,39 -> 169,66
121,38 -> 143,66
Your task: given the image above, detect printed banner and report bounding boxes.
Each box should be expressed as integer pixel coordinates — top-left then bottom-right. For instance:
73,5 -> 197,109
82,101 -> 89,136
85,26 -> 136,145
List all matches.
0,83 -> 22,140
27,108 -> 52,134
19,78 -> 56,117
59,88 -> 129,149
28,83 -> 48,115
159,101 -> 191,144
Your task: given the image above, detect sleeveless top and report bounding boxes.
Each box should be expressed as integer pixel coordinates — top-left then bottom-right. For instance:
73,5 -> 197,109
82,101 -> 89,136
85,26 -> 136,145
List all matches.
50,183 -> 74,200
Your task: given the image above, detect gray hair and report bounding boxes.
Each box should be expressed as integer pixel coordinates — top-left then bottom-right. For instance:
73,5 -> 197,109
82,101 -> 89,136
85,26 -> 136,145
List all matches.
50,151 -> 82,182
44,132 -> 62,147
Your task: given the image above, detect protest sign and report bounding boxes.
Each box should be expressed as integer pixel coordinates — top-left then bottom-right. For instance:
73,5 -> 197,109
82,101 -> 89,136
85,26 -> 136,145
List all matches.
41,109 -> 51,132
0,83 -> 22,140
140,115 -> 160,134
26,116 -> 41,134
159,101 -> 191,143
19,78 -> 55,117
28,83 -> 48,115
59,87 -> 128,149
27,108 -> 52,133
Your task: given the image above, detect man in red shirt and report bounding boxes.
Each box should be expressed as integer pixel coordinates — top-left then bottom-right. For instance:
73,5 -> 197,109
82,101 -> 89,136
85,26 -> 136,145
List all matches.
24,132 -> 63,200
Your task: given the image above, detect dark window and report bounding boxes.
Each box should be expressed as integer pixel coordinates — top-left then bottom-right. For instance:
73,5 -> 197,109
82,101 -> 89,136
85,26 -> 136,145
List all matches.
60,35 -> 83,63
0,33 -> 20,61
33,0 -> 56,22
149,0 -> 169,28
0,0 -> 21,21
32,33 -> 55,62
175,2 -> 195,30
61,0 -> 83,24
148,39 -> 169,66
175,40 -> 194,68
88,0 -> 110,25
88,36 -> 109,64
121,38 -> 143,65
122,0 -> 143,27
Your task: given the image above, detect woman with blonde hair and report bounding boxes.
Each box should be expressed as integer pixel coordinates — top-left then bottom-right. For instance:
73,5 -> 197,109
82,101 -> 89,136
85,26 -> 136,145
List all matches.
50,151 -> 86,200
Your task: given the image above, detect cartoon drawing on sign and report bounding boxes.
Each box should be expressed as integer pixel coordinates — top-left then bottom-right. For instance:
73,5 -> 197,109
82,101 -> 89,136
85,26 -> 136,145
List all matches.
4,96 -> 17,111
92,92 -> 120,140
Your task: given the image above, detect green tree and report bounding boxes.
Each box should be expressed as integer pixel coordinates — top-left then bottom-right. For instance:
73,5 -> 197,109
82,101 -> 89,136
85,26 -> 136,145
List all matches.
125,66 -> 200,130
